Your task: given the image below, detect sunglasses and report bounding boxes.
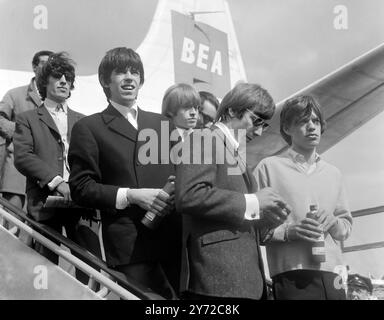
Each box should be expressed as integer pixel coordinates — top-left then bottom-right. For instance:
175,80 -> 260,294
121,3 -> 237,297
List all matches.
51,71 -> 74,83
246,109 -> 270,131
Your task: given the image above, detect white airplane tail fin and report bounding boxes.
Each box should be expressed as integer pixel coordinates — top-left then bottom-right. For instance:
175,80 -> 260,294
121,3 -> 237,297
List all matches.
137,0 -> 247,113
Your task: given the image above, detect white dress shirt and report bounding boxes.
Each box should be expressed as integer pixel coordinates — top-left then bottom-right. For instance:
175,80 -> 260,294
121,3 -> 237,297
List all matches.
45,98 -> 70,190
109,100 -> 140,209
110,99 -> 138,130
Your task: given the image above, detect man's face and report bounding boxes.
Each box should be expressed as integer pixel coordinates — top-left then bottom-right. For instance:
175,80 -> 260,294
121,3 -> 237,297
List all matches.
229,109 -> 256,143
286,110 -> 322,152
243,109 -> 270,142
105,68 -> 142,107
32,55 -> 49,77
173,106 -> 198,130
197,100 -> 217,128
45,74 -> 72,103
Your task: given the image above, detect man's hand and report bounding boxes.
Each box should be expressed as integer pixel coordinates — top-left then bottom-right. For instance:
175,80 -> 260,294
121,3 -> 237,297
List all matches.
127,188 -> 173,216
153,191 -> 175,217
316,209 -> 337,233
256,187 -> 291,227
287,217 -> 323,243
56,182 -> 72,202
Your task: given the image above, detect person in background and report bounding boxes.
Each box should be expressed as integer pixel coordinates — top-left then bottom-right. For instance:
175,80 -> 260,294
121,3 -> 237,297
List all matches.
196,91 -> 219,129
13,52 -> 98,278
175,83 -> 290,300
160,82 -> 202,297
0,50 -> 52,232
162,83 -> 199,139
253,95 -> 352,300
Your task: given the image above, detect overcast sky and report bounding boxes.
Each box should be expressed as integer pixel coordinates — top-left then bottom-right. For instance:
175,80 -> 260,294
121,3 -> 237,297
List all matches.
228,0 -> 384,100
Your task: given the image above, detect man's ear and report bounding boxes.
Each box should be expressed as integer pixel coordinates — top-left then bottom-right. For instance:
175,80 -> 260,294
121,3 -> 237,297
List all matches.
99,76 -> 109,88
283,124 -> 291,136
32,65 -> 38,76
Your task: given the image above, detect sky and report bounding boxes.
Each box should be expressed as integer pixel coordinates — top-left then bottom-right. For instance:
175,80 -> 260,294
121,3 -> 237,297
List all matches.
228,0 -> 384,101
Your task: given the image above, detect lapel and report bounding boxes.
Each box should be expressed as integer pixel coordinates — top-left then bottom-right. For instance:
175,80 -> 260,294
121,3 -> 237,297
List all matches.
37,104 -> 60,136
101,104 -> 137,142
137,107 -> 151,130
27,78 -> 42,107
213,124 -> 253,192
67,108 -> 82,142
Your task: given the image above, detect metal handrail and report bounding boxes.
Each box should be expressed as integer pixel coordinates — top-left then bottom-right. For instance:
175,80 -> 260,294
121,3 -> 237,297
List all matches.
341,205 -> 384,253
0,207 -> 138,300
0,196 -> 164,300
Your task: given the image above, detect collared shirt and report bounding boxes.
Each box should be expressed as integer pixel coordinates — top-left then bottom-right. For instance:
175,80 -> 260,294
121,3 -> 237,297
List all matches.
176,127 -> 193,142
32,78 -> 42,100
287,147 -> 321,175
215,122 -> 260,221
110,100 -> 138,130
214,122 -> 240,151
45,98 -> 69,183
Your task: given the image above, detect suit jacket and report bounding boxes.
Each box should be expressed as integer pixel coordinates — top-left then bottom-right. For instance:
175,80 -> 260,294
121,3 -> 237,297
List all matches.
13,104 -> 84,221
68,105 -> 176,267
0,78 -> 42,193
175,125 -> 266,299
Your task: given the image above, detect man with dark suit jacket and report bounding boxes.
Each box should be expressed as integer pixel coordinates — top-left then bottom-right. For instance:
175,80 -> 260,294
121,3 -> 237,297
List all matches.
175,83 -> 291,300
68,47 -> 178,298
13,52 -> 87,265
0,50 -> 53,212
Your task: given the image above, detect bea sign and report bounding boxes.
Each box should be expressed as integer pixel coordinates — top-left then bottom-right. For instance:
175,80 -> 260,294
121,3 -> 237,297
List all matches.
172,11 -> 230,98
181,37 -> 223,76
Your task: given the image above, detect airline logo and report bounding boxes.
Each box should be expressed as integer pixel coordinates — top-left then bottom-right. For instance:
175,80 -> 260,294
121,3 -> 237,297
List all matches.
171,11 -> 231,98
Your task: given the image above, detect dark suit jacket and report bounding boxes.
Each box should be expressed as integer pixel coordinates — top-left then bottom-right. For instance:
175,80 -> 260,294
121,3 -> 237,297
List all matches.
0,78 -> 41,194
13,104 -> 84,221
68,105 -> 176,267
175,125 -> 266,299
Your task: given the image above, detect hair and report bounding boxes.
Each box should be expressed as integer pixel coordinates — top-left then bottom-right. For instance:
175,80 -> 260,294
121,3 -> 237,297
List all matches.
161,83 -> 200,119
32,50 -> 53,68
199,91 -> 219,110
36,52 -> 75,100
98,47 -> 144,99
280,95 -> 326,145
216,83 -> 275,122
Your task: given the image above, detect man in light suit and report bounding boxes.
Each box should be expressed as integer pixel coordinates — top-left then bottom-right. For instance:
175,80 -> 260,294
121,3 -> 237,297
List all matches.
0,50 -> 53,211
13,52 -> 88,266
176,83 -> 291,300
68,47 -> 178,298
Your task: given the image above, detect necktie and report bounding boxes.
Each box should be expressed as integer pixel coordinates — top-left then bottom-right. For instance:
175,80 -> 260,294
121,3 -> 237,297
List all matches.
56,103 -> 64,113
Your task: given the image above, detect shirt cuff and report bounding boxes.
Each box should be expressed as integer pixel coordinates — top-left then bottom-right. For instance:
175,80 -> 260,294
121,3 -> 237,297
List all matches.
116,188 -> 130,210
244,194 -> 260,220
47,176 -> 64,191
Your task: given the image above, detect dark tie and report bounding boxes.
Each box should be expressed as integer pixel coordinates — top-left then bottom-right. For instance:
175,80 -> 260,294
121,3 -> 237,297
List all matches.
56,103 -> 64,112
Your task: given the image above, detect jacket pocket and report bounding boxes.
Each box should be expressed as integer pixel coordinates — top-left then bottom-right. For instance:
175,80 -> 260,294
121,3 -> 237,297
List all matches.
200,230 -> 240,246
